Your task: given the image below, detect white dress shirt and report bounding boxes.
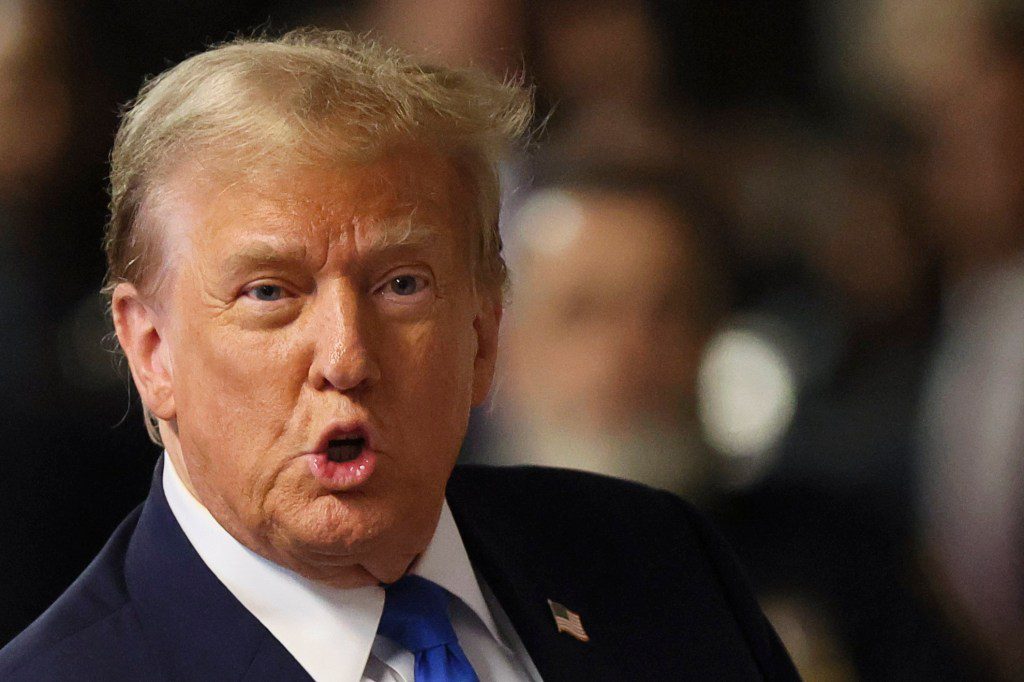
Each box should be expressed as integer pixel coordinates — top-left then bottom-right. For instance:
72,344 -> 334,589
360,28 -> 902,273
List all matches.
162,454 -> 541,682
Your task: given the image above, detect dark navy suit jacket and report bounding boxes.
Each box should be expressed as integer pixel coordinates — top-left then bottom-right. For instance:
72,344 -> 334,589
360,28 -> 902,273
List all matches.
0,462 -> 799,680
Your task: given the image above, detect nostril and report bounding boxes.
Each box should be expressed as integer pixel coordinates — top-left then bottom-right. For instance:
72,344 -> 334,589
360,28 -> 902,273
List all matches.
314,343 -> 381,392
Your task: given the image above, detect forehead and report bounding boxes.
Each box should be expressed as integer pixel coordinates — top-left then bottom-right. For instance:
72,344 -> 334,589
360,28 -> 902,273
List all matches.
155,148 -> 468,261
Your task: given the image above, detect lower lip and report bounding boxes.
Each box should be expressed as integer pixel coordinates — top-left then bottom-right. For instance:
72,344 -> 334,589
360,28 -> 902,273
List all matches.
307,450 -> 377,491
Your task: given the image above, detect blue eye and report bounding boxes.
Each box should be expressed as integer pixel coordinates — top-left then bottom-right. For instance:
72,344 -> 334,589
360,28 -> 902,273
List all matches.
376,272 -> 433,306
388,275 -> 422,296
250,284 -> 284,301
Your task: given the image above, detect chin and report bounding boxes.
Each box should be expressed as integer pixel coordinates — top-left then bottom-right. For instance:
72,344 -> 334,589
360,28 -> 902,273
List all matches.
278,493 -> 389,552
270,497 -> 424,584
259,478 -> 439,580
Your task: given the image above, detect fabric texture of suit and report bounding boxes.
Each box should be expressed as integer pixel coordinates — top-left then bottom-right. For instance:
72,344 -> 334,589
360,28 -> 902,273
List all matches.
0,462 -> 799,681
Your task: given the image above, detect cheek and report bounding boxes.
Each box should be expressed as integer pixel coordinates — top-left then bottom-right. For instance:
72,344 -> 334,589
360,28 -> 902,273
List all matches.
171,312 -> 310,450
379,314 -> 476,457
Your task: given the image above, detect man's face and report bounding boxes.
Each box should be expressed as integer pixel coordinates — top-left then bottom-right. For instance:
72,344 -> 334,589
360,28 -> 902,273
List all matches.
507,191 -> 707,435
137,150 -> 496,586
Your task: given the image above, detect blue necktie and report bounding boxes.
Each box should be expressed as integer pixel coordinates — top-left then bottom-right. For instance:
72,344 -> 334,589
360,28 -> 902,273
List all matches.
378,575 -> 480,682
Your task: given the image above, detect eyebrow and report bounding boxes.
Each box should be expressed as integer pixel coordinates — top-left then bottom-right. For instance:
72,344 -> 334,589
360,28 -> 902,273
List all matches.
220,220 -> 444,277
220,241 -> 310,278
360,217 -> 442,253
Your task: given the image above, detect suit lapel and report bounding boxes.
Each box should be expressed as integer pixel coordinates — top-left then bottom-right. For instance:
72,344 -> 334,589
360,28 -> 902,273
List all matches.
122,461 -> 637,681
124,461 -> 312,681
447,468 -> 619,682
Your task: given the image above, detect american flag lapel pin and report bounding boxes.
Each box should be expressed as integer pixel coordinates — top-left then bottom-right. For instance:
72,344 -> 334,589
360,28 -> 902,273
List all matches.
547,599 -> 590,642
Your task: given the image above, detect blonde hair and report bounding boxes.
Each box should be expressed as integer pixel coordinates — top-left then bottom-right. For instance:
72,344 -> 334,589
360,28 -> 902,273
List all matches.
105,28 -> 531,298
104,28 -> 532,442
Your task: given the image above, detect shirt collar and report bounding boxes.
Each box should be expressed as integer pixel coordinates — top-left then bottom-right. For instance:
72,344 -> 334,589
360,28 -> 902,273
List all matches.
162,453 -> 381,682
161,453 -> 508,680
410,498 -> 507,647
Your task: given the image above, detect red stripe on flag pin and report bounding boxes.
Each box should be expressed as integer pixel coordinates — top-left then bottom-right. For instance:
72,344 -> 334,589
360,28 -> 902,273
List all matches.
547,599 -> 590,642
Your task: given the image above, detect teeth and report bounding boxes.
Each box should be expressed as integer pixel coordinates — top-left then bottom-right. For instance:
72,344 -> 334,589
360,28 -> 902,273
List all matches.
327,438 -> 364,463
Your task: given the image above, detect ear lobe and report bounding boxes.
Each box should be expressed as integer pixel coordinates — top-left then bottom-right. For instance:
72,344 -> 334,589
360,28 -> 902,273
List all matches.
111,283 -> 176,421
470,294 -> 502,407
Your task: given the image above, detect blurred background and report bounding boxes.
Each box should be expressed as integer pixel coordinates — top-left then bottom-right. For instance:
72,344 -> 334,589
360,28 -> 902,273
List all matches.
1,0 -> 1023,679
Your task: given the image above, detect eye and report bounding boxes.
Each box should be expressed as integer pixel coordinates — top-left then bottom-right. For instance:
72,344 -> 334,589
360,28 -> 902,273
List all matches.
376,272 -> 433,305
388,275 -> 424,296
246,284 -> 287,302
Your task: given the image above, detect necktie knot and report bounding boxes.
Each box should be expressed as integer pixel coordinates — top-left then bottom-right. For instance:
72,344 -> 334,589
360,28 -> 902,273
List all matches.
378,575 -> 458,653
377,574 -> 480,681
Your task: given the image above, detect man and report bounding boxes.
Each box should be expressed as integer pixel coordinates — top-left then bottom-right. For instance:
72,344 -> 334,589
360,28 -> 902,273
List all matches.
0,30 -> 797,681
916,6 -> 1024,677
468,165 -> 727,499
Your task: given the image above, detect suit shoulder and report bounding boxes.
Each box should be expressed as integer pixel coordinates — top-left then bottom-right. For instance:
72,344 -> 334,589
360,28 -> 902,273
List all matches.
449,465 -> 799,679
448,464 -> 713,565
450,463 -> 682,507
450,464 -> 693,528
0,603 -> 155,681
0,506 -> 157,680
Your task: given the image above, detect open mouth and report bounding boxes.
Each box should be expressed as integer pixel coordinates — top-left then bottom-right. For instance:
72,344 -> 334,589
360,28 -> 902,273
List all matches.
326,437 -> 365,463
308,428 -> 377,490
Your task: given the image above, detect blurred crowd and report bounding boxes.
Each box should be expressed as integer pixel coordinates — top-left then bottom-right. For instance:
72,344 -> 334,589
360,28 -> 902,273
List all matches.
2,1 -> 1023,679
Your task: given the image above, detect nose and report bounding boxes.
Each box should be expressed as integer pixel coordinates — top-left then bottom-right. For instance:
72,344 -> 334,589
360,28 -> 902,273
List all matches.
308,288 -> 382,393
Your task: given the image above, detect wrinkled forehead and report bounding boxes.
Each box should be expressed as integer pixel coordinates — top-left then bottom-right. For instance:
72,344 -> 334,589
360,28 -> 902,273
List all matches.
146,145 -> 472,275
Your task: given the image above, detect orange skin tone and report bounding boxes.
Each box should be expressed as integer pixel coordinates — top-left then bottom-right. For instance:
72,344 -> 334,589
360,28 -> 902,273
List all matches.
112,151 -> 501,587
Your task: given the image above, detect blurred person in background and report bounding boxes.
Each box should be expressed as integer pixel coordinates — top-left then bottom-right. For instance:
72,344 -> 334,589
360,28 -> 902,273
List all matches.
697,123 -> 970,680
910,4 -> 1024,678
823,1 -> 1024,675
713,123 -> 936,512
465,164 -> 729,501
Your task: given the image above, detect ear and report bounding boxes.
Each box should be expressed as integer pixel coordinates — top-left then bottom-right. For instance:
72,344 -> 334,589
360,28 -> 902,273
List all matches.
111,282 -> 176,421
470,290 -> 503,407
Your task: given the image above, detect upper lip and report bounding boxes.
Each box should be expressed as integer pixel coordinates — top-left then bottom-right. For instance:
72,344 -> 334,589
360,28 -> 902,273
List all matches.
308,419 -> 377,454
